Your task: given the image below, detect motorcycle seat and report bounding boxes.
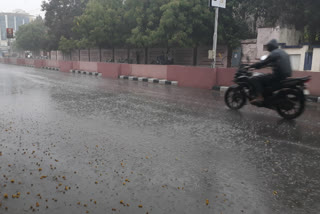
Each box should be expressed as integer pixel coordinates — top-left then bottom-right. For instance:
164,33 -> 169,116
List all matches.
264,76 -> 309,93
280,76 -> 310,84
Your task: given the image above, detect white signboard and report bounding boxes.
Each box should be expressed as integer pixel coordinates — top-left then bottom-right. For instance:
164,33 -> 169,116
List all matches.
210,0 -> 226,8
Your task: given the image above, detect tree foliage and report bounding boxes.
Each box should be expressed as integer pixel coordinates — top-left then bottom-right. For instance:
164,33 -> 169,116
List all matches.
150,0 -> 213,48
15,17 -> 49,51
59,0 -> 249,52
72,0 -> 128,48
239,0 -> 320,44
125,0 -> 170,48
42,0 -> 89,50
42,0 -> 320,53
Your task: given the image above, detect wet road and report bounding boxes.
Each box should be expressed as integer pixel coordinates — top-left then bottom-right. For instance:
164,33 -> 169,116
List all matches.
0,63 -> 319,214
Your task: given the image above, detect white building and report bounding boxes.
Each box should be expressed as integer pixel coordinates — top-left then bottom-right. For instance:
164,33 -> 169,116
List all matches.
240,26 -> 320,72
0,10 -> 34,54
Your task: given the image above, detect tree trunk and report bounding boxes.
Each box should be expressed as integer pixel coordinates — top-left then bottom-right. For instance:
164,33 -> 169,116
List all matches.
193,46 -> 198,66
227,46 -> 232,68
112,48 -> 115,62
145,47 -> 148,64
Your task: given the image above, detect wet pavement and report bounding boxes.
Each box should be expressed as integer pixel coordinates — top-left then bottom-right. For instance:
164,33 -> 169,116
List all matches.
0,63 -> 319,214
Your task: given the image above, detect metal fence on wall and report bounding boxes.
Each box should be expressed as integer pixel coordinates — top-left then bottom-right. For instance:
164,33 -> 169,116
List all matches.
46,46 -> 229,68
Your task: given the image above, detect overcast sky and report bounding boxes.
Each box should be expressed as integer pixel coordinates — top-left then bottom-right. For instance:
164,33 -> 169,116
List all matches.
1,0 -> 46,16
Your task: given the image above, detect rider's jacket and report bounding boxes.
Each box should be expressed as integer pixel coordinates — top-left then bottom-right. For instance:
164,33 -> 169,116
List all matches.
251,39 -> 292,80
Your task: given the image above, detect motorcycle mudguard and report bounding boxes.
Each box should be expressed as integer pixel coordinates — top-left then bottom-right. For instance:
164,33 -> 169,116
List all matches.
273,89 -> 302,109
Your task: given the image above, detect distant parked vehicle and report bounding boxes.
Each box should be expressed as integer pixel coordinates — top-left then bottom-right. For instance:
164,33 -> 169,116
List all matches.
116,58 -> 133,64
151,51 -> 174,65
106,59 -> 114,63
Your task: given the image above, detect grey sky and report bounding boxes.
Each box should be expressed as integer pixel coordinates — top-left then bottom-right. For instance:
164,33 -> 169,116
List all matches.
0,0 -> 46,16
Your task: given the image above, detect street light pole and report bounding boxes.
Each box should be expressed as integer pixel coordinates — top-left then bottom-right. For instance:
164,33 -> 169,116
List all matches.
212,7 -> 219,68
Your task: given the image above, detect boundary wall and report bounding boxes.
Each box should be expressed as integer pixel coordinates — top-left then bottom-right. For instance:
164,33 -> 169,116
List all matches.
0,58 -> 319,96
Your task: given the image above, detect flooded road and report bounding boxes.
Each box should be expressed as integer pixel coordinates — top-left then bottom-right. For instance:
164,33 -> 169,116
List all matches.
0,64 -> 319,214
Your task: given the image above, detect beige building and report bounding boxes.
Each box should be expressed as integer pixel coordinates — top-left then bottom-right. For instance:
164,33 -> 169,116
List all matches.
241,26 -> 320,72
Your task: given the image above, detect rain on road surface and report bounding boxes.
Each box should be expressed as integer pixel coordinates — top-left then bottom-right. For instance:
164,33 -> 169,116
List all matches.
0,63 -> 319,214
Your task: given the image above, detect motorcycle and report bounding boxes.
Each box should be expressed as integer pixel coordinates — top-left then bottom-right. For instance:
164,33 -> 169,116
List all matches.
151,52 -> 174,65
224,56 -> 311,120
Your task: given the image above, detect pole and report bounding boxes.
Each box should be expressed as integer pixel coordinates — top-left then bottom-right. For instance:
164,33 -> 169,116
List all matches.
212,7 -> 219,68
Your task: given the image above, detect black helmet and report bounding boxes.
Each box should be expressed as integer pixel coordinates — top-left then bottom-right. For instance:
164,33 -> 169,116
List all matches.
266,39 -> 279,52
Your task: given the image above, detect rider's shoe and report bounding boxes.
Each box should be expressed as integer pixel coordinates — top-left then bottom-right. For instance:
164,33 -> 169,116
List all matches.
250,96 -> 264,105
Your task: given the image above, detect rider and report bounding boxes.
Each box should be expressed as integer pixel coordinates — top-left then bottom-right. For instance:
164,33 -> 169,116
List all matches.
249,39 -> 292,103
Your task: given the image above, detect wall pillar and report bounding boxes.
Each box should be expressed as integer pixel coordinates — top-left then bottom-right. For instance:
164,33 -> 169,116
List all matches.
311,48 -> 320,72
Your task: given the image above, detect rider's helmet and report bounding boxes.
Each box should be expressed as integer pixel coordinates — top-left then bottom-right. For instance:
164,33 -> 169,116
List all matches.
266,39 -> 279,52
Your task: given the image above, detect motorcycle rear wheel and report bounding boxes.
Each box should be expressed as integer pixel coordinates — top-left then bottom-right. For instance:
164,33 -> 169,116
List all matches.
276,89 -> 305,120
224,86 -> 246,110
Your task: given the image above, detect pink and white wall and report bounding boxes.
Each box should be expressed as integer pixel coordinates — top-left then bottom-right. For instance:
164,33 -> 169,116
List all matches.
1,58 -> 320,96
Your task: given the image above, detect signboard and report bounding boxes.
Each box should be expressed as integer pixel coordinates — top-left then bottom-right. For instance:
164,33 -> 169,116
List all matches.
208,50 -> 215,59
209,0 -> 226,8
6,28 -> 14,39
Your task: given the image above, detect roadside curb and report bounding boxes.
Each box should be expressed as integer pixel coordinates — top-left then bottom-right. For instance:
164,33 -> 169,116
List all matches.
70,69 -> 102,77
306,96 -> 320,103
212,86 -> 320,103
0,62 -> 34,68
42,66 -> 60,71
119,75 -> 178,86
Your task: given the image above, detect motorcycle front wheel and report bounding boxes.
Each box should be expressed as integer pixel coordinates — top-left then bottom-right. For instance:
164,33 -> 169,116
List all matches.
224,85 -> 246,110
276,89 -> 305,120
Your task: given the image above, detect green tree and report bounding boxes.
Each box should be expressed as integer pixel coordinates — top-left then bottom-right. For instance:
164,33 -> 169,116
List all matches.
125,0 -> 170,48
58,36 -> 77,53
280,0 -> 320,44
149,0 -> 212,49
150,0 -> 250,50
239,0 -> 320,44
219,0 -> 252,48
42,0 -> 89,50
15,17 -> 49,52
72,0 -> 128,48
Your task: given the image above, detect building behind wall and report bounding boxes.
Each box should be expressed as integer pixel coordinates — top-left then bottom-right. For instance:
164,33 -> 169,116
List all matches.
239,26 -> 320,72
256,26 -> 303,58
0,10 -> 34,55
